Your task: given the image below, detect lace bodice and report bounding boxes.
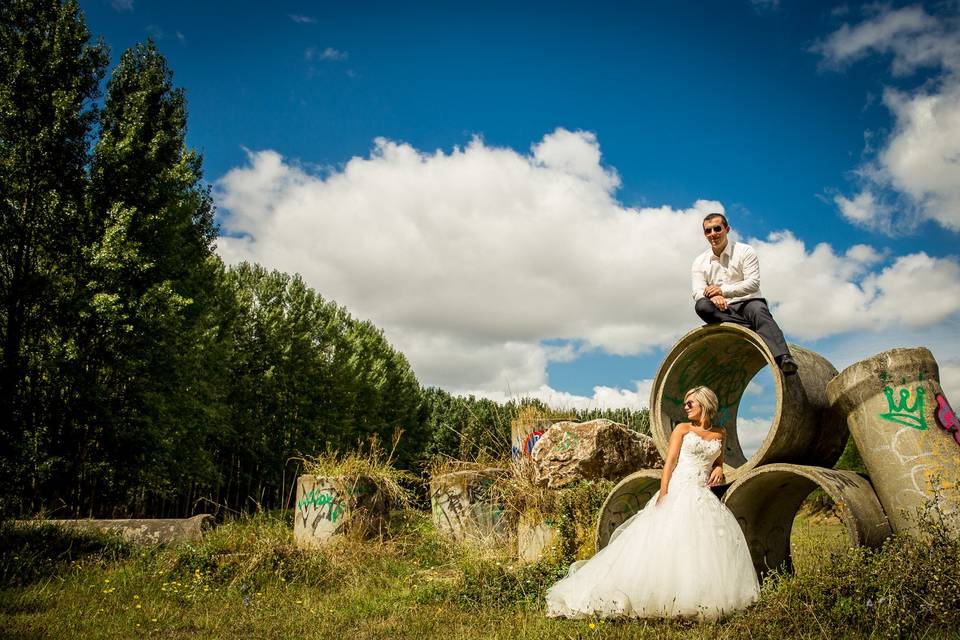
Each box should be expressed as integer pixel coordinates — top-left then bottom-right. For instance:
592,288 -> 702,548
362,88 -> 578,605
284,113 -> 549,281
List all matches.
671,431 -> 722,487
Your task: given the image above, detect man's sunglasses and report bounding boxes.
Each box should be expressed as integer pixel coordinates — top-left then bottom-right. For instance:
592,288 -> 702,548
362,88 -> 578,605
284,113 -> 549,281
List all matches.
703,225 -> 725,235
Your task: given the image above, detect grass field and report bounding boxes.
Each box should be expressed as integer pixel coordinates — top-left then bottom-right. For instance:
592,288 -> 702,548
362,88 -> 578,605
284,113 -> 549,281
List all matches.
1,506 -> 956,640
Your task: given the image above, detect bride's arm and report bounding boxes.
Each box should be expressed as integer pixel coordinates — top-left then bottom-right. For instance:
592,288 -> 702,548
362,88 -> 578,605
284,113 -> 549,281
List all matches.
656,424 -> 688,504
707,428 -> 726,487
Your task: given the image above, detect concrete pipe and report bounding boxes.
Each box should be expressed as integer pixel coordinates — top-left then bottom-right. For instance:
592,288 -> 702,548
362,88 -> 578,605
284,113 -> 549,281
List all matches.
827,347 -> 960,537
723,464 -> 891,579
34,514 -> 214,545
594,469 -> 662,551
294,475 -> 389,549
650,323 -> 847,484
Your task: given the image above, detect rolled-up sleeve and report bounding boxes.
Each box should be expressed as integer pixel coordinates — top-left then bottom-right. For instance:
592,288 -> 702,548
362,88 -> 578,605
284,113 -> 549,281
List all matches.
719,245 -> 760,299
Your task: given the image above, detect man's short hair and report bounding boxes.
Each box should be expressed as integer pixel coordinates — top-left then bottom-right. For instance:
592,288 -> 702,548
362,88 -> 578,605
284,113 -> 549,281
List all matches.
703,213 -> 729,228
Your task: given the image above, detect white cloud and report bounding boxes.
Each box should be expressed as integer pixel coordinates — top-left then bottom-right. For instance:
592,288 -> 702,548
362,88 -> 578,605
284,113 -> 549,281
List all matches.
736,416 -> 772,458
289,14 -> 317,24
814,317 -> 960,408
216,129 -> 960,401
307,47 -> 348,62
814,5 -> 960,232
464,380 -> 654,411
111,0 -> 134,12
756,234 -> 960,339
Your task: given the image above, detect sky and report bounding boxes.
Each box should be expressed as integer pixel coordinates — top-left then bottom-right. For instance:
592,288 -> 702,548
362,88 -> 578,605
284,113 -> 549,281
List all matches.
80,0 -> 960,452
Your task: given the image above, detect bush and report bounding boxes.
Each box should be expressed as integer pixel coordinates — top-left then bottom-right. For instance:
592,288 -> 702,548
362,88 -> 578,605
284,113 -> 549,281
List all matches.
729,504 -> 960,638
0,521 -> 131,587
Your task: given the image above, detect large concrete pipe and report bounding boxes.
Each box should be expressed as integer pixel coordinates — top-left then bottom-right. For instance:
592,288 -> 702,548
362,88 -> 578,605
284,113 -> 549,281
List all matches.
29,514 -> 214,545
723,464 -> 890,579
594,469 -> 662,551
650,324 -> 847,484
827,347 -> 960,537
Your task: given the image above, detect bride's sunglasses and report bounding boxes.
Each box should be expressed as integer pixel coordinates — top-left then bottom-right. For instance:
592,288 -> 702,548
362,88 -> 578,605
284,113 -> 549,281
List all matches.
684,401 -> 697,409
703,225 -> 725,235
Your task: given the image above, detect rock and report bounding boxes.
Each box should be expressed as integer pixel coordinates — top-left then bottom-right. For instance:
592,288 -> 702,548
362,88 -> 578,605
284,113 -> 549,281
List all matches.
531,419 -> 663,488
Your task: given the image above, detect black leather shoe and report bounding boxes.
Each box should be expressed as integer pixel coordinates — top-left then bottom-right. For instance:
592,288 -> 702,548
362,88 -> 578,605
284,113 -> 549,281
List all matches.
777,354 -> 798,375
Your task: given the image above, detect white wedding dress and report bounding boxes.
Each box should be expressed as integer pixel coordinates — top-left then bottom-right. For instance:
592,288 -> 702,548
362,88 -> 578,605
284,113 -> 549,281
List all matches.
545,431 -> 760,620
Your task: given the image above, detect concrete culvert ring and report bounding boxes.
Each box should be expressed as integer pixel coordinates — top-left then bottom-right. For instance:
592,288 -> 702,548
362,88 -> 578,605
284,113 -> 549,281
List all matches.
650,323 -> 847,484
723,463 -> 891,579
594,469 -> 662,552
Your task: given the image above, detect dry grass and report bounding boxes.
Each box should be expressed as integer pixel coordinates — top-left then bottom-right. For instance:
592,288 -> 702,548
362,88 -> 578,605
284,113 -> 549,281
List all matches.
298,432 -> 418,509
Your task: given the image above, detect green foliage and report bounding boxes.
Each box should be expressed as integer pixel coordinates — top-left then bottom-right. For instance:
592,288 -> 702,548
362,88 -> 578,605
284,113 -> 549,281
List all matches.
727,507 -> 960,639
457,557 -> 569,610
834,436 -> 867,474
0,521 -> 130,587
2,509 -> 959,639
0,0 -> 108,516
422,387 -> 650,463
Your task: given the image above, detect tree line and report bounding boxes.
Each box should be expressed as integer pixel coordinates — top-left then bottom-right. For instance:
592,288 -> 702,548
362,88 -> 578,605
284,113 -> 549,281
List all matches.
0,1 -> 648,519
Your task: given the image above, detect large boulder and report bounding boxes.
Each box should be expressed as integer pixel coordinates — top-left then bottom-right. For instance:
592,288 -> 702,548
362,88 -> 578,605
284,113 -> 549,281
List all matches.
531,419 -> 662,488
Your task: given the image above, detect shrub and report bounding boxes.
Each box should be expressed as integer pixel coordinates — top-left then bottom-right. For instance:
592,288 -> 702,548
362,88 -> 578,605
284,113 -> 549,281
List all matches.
0,521 -> 130,587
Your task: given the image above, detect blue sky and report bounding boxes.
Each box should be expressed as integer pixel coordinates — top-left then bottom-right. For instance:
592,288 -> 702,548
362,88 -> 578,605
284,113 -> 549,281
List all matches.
81,1 -> 960,448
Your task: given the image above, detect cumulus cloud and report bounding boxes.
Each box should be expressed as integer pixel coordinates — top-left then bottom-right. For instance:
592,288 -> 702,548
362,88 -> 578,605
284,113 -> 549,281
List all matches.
814,5 -> 960,232
755,234 -> 959,339
465,380 -> 654,411
216,129 -> 960,404
736,417 -> 772,458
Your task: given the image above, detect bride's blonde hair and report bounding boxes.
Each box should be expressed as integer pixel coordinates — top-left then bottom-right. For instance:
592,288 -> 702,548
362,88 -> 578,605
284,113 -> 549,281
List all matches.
685,386 -> 719,427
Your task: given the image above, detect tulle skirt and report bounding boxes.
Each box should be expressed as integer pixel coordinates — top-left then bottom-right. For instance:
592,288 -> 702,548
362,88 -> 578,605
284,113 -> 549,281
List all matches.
545,481 -> 759,620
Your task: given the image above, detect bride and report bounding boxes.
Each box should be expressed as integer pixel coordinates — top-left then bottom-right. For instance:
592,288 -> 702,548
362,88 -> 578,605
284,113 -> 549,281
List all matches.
545,385 -> 759,619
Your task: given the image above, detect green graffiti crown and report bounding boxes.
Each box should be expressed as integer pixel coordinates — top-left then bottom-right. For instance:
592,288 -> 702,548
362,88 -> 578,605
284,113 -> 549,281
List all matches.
880,385 -> 927,431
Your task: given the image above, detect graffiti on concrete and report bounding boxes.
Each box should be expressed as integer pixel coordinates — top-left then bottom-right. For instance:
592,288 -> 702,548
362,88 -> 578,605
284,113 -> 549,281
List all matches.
935,394 -> 960,446
878,372 -> 927,431
524,429 -> 545,455
598,485 -> 658,548
664,344 -> 753,426
817,469 -> 862,494
297,485 -> 346,531
512,429 -> 546,458
431,475 -> 505,538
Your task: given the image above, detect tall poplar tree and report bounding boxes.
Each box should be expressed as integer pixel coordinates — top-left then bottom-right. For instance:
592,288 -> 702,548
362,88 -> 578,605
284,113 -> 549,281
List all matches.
78,40 -> 223,514
0,0 -> 108,514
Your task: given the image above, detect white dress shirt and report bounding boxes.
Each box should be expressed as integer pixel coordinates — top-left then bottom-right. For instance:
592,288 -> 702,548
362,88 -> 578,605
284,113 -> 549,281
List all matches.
691,240 -> 763,303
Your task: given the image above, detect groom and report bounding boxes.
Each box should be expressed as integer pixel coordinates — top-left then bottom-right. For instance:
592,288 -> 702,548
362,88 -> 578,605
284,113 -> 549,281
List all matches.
691,213 -> 798,375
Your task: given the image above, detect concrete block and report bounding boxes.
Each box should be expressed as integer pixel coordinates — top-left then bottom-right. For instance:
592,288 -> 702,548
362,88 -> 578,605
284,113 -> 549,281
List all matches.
294,475 -> 388,548
430,469 -> 507,543
517,513 -> 557,563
